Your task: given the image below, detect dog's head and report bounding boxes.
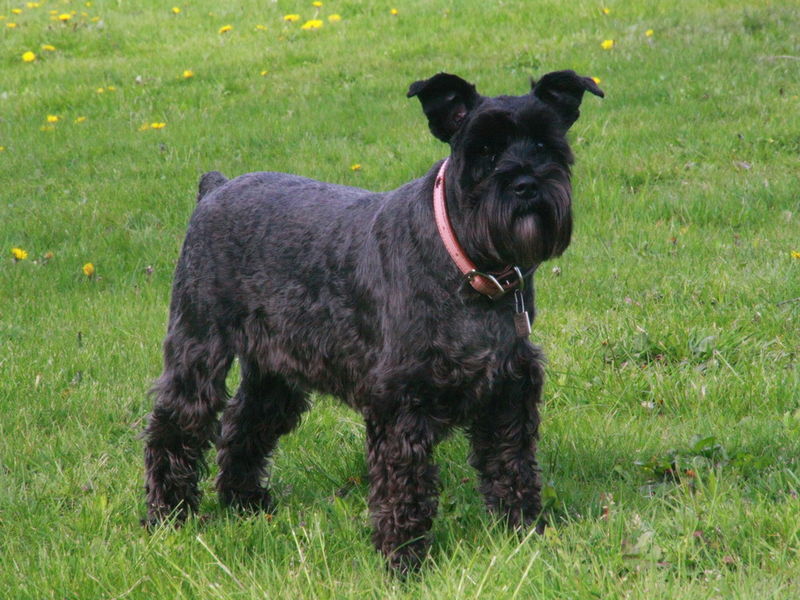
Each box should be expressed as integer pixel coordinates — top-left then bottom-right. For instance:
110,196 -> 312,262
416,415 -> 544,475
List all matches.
408,71 -> 603,269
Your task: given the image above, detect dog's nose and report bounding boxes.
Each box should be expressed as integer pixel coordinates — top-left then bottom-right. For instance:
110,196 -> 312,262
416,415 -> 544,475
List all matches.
512,175 -> 538,199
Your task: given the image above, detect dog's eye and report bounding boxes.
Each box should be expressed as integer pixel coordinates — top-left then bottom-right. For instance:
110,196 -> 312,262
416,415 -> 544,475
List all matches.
535,142 -> 545,149
478,145 -> 498,165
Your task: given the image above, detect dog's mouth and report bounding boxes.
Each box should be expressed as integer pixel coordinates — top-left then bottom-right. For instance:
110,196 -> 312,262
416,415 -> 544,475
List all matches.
511,196 -> 550,220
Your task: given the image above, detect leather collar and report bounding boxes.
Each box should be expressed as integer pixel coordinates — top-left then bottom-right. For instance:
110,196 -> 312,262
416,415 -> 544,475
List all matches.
433,158 -> 524,299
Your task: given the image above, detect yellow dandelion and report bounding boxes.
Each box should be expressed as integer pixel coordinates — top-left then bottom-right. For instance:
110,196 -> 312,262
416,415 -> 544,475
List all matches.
11,247 -> 29,261
601,39 -> 615,50
260,69 -> 269,76
138,123 -> 151,131
591,76 -> 602,85
283,14 -> 301,22
58,13 -> 71,21
82,262 -> 95,277
46,115 -> 60,123
41,44 -> 56,51
312,1 -> 323,6
255,24 -> 267,31
90,16 -> 99,22
792,250 -> 800,260
106,85 -> 117,91
27,2 -> 41,7
11,8 -> 22,15
301,19 -> 323,30
218,24 -> 233,34
350,164 -> 362,171
390,8 -> 399,15
182,69 -> 194,79
7,22 -> 18,28
22,51 -> 36,62
171,7 -> 181,14
75,116 -> 87,123
151,122 -> 166,129
601,7 -> 611,15
328,14 -> 341,22
96,87 -> 105,94
645,29 -> 654,37
86,1 -> 92,6
0,146 -> 5,152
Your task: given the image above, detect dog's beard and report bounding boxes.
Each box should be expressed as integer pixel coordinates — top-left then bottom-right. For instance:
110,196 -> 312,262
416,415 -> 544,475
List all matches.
465,172 -> 572,269
510,177 -> 572,265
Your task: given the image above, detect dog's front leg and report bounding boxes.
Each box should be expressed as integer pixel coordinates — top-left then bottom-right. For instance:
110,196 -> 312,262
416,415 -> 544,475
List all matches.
365,409 -> 439,572
468,344 -> 546,532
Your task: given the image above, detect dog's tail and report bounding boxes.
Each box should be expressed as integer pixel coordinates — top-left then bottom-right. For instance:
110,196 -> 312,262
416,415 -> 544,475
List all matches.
197,171 -> 229,202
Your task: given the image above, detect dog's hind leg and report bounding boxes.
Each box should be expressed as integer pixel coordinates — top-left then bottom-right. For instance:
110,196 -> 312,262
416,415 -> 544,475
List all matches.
143,322 -> 232,525
215,360 -> 309,512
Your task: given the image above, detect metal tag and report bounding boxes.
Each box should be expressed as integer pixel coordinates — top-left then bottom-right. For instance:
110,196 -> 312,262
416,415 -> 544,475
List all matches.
513,289 -> 531,338
514,311 -> 532,338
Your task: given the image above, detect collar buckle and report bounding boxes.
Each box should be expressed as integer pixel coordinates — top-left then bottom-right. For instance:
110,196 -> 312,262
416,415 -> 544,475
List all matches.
463,266 -> 524,300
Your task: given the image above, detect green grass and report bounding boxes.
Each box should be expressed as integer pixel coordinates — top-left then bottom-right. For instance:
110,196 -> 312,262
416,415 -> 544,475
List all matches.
2,0 -> 799,598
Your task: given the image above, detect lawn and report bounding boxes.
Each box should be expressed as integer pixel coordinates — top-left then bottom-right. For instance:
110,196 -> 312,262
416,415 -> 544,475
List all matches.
1,0 -> 799,598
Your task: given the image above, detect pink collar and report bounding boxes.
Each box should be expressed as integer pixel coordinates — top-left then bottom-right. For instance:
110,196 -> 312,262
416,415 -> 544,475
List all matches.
433,158 -> 523,299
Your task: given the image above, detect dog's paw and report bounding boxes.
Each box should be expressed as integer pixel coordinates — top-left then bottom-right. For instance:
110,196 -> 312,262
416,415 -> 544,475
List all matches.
141,504 -> 187,530
220,488 -> 274,514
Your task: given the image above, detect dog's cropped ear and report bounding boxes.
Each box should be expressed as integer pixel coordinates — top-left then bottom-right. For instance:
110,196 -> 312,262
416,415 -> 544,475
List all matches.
531,70 -> 604,129
407,73 -> 480,143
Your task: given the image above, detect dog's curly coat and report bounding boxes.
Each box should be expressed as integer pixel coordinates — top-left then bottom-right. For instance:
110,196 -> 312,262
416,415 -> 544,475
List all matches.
143,70 -> 602,571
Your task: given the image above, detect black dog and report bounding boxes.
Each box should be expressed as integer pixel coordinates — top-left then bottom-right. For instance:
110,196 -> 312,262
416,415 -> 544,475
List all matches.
144,70 -> 603,571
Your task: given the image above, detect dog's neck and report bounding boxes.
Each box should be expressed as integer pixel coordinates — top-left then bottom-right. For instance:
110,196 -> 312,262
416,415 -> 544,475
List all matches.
433,158 -> 524,299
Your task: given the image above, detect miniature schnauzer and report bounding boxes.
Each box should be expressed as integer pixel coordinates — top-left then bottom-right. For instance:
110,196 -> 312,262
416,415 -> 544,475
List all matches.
144,70 -> 603,571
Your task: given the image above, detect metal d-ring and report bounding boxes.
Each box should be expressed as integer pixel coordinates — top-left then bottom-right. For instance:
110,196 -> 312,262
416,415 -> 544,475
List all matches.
511,266 -> 524,293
